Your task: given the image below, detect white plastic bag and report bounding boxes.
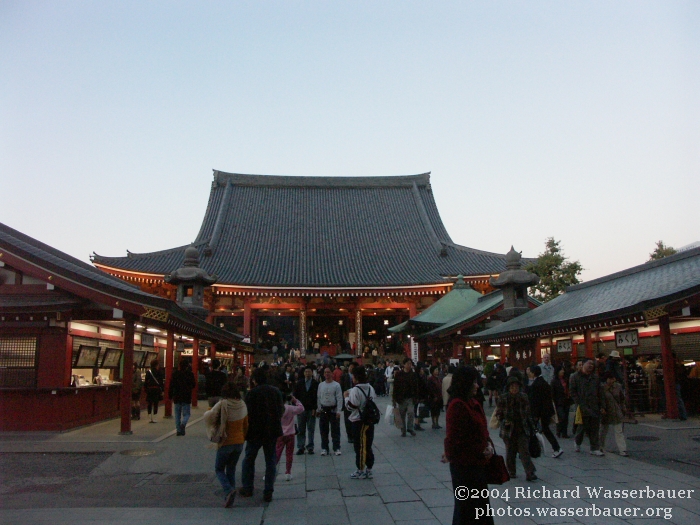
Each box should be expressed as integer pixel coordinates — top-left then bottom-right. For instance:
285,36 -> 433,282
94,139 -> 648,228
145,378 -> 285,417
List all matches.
385,404 -> 394,427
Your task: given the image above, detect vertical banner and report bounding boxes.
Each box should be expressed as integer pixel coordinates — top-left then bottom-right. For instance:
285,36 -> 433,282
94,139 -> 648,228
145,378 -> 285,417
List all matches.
355,310 -> 362,356
411,338 -> 419,363
299,309 -> 307,354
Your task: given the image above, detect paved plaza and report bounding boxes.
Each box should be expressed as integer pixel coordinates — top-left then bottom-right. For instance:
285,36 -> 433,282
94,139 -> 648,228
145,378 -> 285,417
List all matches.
1,397 -> 699,525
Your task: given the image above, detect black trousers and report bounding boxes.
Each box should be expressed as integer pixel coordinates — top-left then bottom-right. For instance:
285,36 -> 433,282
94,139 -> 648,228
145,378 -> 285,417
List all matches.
449,462 -> 494,525
319,409 -> 341,452
536,416 -> 560,452
343,406 -> 353,442
351,420 -> 374,470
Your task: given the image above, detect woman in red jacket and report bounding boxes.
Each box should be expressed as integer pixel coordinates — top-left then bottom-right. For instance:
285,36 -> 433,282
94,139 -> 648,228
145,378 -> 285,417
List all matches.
442,366 -> 494,525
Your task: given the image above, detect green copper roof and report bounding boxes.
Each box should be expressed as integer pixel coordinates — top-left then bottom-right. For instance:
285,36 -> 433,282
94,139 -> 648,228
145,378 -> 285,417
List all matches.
420,291 -> 504,338
403,276 -> 484,327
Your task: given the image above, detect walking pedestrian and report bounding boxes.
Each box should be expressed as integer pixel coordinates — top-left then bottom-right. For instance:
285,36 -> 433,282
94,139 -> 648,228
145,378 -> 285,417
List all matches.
393,358 -> 419,437
144,359 -> 164,423
551,367 -> 572,438
570,359 -> 604,455
443,366 -> 495,525
495,376 -> 537,481
528,365 -> 563,458
205,383 -> 248,508
239,368 -> 284,502
205,358 -> 228,408
169,359 -> 196,435
293,366 -> 319,455
427,365 -> 443,429
600,372 -> 628,456
131,363 -> 143,420
344,365 -> 376,479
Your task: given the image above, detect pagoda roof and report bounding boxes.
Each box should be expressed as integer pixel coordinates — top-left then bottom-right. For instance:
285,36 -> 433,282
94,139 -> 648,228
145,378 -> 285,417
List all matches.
0,222 -> 244,346
472,247 -> 700,343
93,171 -> 514,287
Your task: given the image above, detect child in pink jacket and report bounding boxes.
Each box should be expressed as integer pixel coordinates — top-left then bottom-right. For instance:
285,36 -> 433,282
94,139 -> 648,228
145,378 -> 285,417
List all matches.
276,395 -> 304,480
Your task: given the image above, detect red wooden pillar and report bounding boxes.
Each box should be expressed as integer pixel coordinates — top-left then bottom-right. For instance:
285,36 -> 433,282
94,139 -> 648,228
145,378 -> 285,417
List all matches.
584,330 -> 594,360
408,302 -> 417,318
499,343 -> 507,364
536,338 -> 542,363
119,317 -> 135,435
480,343 -> 490,364
659,316 -> 679,419
211,342 -> 217,360
243,300 -> 252,338
164,330 -> 174,418
191,337 -> 200,407
65,332 -> 74,386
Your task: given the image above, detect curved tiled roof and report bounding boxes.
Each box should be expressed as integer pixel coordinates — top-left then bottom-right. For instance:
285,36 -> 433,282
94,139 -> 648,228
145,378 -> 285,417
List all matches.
472,247 -> 700,341
92,171 -> 512,287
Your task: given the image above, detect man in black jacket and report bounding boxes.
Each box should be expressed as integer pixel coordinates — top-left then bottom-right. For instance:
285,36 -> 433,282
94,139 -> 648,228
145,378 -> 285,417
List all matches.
392,358 -> 420,437
205,358 -> 227,408
168,359 -> 196,436
240,367 -> 284,502
528,365 -> 563,458
293,366 -> 319,454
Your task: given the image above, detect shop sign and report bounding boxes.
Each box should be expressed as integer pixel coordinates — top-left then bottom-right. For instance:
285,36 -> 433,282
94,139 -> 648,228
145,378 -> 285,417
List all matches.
615,329 -> 639,348
556,339 -> 573,353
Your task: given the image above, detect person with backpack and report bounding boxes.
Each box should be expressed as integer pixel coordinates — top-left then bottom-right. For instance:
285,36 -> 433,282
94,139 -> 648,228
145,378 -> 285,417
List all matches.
344,365 -> 378,479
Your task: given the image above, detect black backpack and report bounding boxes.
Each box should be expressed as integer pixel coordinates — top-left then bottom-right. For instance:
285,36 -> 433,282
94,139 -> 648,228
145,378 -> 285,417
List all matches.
357,386 -> 381,425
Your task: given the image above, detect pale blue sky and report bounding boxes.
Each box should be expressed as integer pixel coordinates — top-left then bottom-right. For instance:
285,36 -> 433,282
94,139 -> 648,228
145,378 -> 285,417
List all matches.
1,1 -> 698,281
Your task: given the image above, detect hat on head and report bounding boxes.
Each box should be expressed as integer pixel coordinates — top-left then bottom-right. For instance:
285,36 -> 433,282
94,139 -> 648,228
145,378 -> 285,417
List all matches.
506,376 -> 522,387
609,350 -> 621,359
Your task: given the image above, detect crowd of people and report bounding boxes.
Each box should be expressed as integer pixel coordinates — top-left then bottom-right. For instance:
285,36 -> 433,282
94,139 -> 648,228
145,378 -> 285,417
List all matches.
142,351 -> 683,525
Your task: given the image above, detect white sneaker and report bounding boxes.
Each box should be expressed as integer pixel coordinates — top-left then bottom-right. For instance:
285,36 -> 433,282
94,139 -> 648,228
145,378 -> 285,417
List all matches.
350,470 -> 367,479
364,469 -> 373,479
590,450 -> 604,456
320,449 -> 328,456
334,450 -> 342,456
574,445 -> 580,452
552,450 -> 564,458
285,473 -> 292,481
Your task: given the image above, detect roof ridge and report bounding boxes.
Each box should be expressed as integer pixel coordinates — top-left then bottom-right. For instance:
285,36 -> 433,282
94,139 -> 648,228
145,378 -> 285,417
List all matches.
93,242 -> 208,262
213,171 -> 431,188
566,247 -> 700,293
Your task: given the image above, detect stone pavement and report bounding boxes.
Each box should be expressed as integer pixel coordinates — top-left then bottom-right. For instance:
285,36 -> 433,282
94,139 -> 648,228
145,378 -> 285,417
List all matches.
1,397 -> 698,525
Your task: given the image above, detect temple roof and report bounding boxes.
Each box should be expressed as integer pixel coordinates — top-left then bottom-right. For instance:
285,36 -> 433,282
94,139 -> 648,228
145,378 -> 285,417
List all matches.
92,171 -> 514,287
472,247 -> 700,342
0,222 -> 244,345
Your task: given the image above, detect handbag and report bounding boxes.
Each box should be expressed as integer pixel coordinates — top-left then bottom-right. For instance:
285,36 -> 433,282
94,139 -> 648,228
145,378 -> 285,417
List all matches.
418,403 -> 430,419
488,410 -> 499,429
574,406 -> 583,425
385,405 -> 395,427
528,431 -> 542,458
485,439 -> 510,485
551,402 -> 559,425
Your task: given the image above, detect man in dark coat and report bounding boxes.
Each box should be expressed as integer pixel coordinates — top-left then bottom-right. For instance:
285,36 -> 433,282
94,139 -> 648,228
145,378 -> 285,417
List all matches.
293,366 -> 319,454
240,367 -> 284,502
528,365 -> 563,458
205,358 -> 227,408
569,359 -> 604,455
168,359 -> 196,436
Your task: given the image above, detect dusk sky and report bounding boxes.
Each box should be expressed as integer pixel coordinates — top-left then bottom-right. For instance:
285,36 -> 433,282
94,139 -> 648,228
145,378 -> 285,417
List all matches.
2,2 -> 698,282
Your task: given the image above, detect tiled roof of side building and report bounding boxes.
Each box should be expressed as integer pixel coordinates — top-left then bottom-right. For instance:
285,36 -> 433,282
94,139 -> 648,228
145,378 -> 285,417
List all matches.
93,171 -> 515,287
472,247 -> 700,341
0,222 -> 243,344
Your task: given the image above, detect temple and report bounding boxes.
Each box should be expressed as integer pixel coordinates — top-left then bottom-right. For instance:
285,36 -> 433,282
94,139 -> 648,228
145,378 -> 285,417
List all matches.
92,171 -> 515,358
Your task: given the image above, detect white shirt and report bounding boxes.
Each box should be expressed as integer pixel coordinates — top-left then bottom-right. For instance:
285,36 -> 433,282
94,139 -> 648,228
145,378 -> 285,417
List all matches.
317,380 -> 343,414
345,383 -> 377,422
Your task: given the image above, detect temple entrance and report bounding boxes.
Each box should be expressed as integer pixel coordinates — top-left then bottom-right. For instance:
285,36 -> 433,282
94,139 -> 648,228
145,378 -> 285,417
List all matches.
308,313 -> 350,355
362,312 -> 409,356
256,314 -> 298,356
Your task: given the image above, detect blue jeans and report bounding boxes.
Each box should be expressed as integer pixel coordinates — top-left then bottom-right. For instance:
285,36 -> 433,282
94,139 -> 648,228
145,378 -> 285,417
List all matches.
241,439 -> 278,495
215,444 -> 244,493
174,403 -> 191,434
296,409 -> 316,451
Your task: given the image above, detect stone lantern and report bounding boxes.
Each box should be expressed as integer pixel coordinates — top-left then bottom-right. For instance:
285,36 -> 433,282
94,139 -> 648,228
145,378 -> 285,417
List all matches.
489,246 -> 539,321
164,246 -> 217,320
